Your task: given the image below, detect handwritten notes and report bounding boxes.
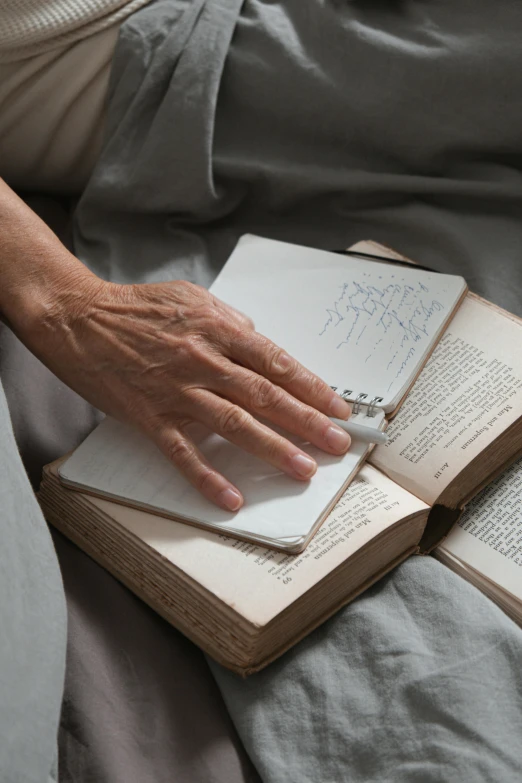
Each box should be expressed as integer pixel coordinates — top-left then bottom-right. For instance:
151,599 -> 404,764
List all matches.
318,274 -> 445,392
210,236 -> 466,410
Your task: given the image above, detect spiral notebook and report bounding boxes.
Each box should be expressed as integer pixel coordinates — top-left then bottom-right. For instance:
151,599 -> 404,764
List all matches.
211,236 -> 467,415
58,237 -> 467,552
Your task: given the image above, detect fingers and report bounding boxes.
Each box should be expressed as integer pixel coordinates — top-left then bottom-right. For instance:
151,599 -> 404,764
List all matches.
151,423 -> 245,512
212,361 -> 352,456
148,393 -> 324,513
228,332 -> 352,420
181,390 -> 327,481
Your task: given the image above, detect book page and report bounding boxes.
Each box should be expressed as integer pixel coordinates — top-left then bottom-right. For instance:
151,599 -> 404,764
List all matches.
370,297 -> 522,505
73,464 -> 428,626
210,235 -> 466,411
438,459 -> 522,601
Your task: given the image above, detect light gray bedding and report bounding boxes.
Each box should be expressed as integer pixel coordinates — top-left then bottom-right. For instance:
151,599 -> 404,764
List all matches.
211,558 -> 522,782
0,198 -> 258,783
63,0 -> 522,779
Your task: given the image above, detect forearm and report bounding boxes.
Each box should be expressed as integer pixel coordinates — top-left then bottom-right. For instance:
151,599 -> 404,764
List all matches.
0,178 -> 100,340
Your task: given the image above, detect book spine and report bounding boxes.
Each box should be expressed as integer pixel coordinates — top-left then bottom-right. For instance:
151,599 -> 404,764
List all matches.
418,505 -> 462,554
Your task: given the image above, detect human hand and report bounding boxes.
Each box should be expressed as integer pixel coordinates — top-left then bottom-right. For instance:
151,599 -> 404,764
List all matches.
1,184 -> 352,510
29,276 -> 352,510
0,181 -> 350,511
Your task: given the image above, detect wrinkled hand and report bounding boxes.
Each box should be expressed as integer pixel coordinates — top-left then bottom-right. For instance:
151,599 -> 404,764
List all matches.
32,277 -> 352,511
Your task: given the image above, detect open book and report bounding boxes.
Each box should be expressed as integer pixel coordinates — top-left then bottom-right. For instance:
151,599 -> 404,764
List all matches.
56,236 -> 466,552
39,242 -> 522,675
436,457 -> 522,625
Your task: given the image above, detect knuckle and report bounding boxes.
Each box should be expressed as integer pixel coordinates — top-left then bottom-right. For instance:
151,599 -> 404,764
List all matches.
175,279 -> 197,295
224,320 -> 243,343
227,305 -> 254,330
264,435 -> 285,463
198,469 -> 219,495
193,306 -> 232,342
199,302 -> 217,323
210,306 -> 229,326
171,280 -> 207,307
165,438 -> 193,471
302,406 -> 322,432
307,374 -> 327,398
214,311 -> 241,342
175,416 -> 194,434
177,335 -> 206,364
249,377 -> 279,413
266,346 -> 295,381
218,406 -> 251,437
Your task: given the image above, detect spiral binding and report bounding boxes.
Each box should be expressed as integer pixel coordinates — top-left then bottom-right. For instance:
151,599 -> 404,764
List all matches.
330,388 -> 383,418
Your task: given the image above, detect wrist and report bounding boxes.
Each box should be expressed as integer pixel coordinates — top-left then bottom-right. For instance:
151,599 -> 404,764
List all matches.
1,243 -> 101,340
0,180 -> 106,345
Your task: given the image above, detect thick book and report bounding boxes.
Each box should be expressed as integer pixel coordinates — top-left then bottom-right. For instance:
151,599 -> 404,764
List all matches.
56,236 -> 467,552
39,242 -> 522,675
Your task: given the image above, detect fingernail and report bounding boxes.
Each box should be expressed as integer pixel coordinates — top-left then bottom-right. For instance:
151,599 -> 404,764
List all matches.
326,426 -> 351,453
329,395 -> 352,419
290,453 -> 317,478
218,488 -> 243,511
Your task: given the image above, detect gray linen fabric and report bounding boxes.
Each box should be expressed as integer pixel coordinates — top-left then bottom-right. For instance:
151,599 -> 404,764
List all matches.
0,360 -> 66,783
54,528 -> 261,783
72,1 -> 522,780
77,0 -> 522,315
210,558 -> 522,783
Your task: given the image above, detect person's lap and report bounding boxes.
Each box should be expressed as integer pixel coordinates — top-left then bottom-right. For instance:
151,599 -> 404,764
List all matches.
211,557 -> 522,783
0,197 -> 259,783
0,346 -> 66,783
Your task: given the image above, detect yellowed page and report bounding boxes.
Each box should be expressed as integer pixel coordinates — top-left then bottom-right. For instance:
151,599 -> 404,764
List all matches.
438,458 -> 522,602
370,296 -> 522,505
65,464 -> 428,626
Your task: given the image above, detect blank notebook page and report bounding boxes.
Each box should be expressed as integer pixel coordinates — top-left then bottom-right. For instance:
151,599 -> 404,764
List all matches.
210,235 -> 467,412
59,412 -> 384,543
